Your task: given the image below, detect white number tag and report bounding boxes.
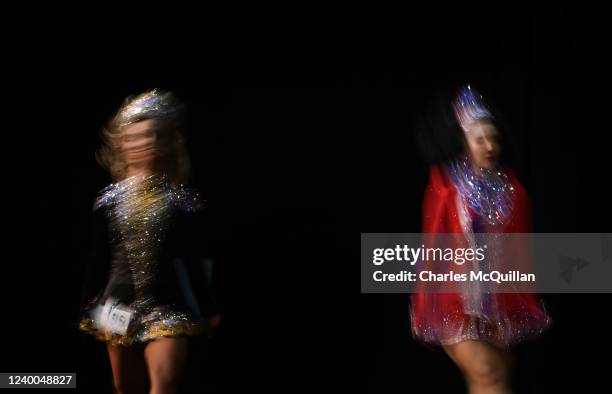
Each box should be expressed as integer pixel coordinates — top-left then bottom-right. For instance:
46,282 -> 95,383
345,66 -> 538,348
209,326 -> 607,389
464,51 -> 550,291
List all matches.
93,298 -> 133,335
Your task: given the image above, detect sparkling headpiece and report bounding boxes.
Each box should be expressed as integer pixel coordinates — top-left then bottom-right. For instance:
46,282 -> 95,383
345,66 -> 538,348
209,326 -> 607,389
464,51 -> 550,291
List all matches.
116,89 -> 180,127
452,85 -> 493,132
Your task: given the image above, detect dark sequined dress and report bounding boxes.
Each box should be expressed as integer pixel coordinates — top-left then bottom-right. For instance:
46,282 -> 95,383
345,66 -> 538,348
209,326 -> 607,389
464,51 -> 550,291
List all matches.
79,173 -> 218,345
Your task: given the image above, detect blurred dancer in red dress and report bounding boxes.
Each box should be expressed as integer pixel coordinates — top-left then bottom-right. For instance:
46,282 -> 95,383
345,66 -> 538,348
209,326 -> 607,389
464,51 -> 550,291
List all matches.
411,85 -> 551,394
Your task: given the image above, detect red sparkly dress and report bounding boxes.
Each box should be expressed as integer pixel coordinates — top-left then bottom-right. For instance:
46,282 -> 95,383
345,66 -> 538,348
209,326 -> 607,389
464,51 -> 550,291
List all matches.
410,164 -> 552,347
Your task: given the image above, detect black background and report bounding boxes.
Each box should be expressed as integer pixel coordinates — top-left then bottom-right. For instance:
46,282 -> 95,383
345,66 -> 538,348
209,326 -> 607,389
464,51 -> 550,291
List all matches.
2,9 -> 611,393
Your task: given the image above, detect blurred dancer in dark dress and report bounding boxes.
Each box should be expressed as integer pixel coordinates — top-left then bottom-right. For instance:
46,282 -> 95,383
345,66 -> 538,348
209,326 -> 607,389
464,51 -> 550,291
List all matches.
79,89 -> 221,394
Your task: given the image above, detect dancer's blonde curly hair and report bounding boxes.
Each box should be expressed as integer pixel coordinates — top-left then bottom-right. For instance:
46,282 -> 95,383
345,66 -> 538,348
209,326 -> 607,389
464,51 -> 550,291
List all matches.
96,89 -> 192,185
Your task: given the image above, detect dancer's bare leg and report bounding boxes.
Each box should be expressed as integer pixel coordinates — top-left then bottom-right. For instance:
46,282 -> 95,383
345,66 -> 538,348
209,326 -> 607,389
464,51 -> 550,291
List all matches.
144,337 -> 189,394
106,343 -> 148,394
443,340 -> 515,394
